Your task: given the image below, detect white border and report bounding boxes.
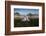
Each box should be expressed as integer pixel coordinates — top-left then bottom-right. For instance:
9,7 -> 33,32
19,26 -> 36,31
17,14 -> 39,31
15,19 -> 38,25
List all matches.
11,5 -> 42,31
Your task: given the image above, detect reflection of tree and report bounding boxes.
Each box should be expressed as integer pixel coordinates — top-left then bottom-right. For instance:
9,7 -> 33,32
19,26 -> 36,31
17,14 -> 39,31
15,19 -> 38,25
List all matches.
14,12 -> 20,15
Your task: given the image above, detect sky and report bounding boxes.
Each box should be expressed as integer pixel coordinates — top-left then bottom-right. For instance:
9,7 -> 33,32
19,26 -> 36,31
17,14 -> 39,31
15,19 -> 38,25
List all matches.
14,8 -> 39,15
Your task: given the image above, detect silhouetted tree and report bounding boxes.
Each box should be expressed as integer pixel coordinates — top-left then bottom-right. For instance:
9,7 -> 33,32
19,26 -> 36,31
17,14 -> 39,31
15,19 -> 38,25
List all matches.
14,12 -> 20,15
27,13 -> 32,16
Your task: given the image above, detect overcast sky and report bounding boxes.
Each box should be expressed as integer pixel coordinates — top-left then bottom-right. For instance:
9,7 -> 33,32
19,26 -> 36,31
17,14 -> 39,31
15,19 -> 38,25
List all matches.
14,8 -> 39,15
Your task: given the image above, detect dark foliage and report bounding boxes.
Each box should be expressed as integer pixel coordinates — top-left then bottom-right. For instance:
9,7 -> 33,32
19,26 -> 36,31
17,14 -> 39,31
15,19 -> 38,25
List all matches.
14,12 -> 20,15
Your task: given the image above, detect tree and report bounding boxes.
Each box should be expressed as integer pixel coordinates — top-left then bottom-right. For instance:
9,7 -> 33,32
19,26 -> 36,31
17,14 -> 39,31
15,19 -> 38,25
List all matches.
27,13 -> 32,16
14,12 -> 20,15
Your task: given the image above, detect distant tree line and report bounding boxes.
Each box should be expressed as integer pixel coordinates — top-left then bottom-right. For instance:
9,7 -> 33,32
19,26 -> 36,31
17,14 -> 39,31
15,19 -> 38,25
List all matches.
14,12 -> 38,16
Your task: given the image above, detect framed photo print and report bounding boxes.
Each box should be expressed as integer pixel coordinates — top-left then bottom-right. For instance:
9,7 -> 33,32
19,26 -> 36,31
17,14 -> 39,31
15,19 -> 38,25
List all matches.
5,1 -> 45,35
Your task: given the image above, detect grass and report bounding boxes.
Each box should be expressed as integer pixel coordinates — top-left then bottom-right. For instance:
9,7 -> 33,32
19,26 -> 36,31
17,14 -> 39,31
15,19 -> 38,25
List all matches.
14,18 -> 39,27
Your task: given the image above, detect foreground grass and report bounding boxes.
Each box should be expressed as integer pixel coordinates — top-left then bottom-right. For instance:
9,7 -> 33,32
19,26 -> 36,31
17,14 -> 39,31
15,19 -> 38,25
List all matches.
14,18 -> 39,27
